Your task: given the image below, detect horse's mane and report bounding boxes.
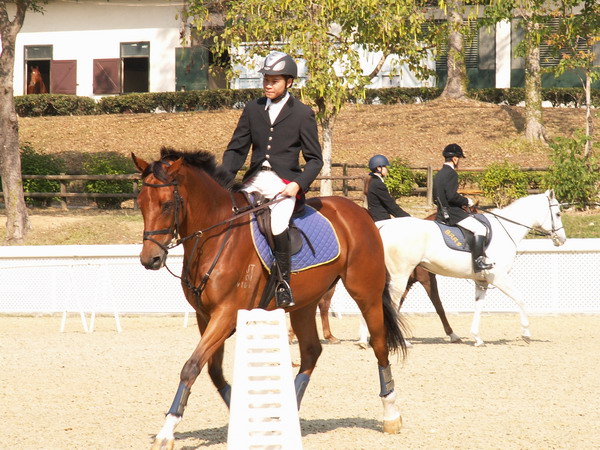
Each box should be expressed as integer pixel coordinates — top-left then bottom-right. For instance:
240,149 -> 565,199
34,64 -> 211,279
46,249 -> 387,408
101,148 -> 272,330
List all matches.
143,146 -> 232,189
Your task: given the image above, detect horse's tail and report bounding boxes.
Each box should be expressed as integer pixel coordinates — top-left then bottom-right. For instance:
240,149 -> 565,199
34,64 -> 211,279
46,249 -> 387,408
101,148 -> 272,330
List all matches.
382,274 -> 408,358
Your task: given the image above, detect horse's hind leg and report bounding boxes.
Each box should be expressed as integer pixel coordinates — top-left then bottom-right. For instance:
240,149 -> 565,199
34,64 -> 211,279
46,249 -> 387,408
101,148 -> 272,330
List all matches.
344,278 -> 403,434
288,304 -> 322,408
319,288 -> 340,344
416,268 -> 461,343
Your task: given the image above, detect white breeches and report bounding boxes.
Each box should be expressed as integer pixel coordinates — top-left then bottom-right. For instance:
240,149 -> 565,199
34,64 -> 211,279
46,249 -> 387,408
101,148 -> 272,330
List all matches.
243,170 -> 296,235
457,216 -> 487,236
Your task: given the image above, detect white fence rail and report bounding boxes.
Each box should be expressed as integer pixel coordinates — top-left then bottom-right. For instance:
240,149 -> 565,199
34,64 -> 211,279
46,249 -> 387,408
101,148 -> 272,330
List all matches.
1,240 -> 599,317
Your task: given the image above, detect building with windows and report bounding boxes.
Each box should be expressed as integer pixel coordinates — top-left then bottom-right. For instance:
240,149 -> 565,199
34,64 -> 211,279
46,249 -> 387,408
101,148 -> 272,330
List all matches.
9,0 -> 600,98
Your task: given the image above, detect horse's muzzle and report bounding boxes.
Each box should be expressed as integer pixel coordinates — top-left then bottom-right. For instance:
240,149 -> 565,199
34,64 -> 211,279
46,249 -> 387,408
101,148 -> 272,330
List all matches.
140,248 -> 167,270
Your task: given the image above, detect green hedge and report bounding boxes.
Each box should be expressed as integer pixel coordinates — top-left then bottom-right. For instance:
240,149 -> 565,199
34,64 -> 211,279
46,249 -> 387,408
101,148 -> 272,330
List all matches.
15,94 -> 97,117
14,87 -> 600,117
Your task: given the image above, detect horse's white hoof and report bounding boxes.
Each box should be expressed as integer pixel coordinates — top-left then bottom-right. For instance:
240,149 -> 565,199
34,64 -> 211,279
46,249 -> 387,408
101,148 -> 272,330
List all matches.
521,335 -> 531,344
383,415 -> 402,434
449,333 -> 462,343
151,438 -> 174,450
356,341 -> 369,350
473,341 -> 486,347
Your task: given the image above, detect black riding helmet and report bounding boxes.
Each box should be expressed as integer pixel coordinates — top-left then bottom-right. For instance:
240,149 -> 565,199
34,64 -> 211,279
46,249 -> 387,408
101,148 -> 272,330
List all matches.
442,143 -> 465,159
258,51 -> 298,79
368,154 -> 390,172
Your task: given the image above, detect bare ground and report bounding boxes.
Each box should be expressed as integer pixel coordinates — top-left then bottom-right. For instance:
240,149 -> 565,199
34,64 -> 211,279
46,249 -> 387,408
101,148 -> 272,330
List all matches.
18,99 -> 598,171
1,313 -> 599,449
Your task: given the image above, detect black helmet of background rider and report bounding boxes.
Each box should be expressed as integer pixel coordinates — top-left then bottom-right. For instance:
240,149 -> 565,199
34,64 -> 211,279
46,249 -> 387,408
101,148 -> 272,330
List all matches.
442,143 -> 465,161
258,51 -> 298,92
368,154 -> 390,173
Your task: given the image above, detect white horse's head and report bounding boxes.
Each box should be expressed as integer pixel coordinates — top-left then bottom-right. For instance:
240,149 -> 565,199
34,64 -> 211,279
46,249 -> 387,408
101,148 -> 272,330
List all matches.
540,189 -> 567,246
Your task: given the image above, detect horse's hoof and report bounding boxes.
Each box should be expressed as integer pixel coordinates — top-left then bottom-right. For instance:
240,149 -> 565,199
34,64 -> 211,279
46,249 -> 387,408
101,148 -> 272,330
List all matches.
383,416 -> 402,434
326,337 -> 341,345
449,333 -> 462,343
473,341 -> 486,347
521,336 -> 531,344
356,342 -> 369,350
151,438 -> 174,450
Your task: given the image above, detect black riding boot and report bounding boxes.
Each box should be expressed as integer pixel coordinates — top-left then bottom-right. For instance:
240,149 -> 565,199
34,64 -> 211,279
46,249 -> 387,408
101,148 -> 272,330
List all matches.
472,235 -> 494,273
273,230 -> 295,308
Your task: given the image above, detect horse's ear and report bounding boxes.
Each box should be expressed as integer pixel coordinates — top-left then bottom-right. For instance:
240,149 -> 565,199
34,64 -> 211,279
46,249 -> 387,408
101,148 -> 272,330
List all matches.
166,157 -> 184,176
131,153 -> 148,173
547,189 -> 555,200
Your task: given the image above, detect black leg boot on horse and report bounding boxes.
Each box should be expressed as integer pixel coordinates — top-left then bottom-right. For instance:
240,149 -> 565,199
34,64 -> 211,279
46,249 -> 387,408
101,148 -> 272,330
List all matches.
273,229 -> 295,308
472,234 -> 494,272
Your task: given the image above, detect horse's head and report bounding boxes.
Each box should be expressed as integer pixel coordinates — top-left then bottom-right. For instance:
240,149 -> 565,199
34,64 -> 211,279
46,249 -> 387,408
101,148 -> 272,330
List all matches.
541,189 -> 567,247
133,152 -> 185,270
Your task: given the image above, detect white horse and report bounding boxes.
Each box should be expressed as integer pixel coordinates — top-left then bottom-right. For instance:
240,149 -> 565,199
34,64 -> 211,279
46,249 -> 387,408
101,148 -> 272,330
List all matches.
375,190 -> 567,347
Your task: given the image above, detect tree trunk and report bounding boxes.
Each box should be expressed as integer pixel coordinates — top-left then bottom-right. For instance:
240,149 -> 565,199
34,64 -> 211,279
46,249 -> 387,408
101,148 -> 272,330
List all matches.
584,71 -> 593,158
1,4 -> 31,243
319,115 -> 335,197
524,41 -> 547,143
440,4 -> 468,99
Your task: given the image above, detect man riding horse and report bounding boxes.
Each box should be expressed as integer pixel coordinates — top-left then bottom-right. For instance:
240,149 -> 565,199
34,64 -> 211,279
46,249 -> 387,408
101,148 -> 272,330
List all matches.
221,51 -> 324,308
433,144 -> 494,272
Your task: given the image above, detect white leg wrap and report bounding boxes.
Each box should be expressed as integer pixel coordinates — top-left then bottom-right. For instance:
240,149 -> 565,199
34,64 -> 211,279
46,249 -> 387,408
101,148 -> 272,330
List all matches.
155,414 -> 181,441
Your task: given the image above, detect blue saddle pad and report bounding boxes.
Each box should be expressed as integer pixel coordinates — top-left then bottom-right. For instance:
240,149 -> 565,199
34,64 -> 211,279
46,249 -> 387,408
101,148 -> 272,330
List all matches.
251,205 -> 340,273
434,214 -> 491,252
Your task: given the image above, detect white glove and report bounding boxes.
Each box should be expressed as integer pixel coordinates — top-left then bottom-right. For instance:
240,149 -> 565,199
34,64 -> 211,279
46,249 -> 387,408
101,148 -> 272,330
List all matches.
467,197 -> 475,207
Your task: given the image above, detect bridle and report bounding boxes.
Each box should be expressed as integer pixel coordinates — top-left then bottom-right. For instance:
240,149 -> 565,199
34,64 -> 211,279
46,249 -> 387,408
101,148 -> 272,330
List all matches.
140,170 -> 285,301
482,195 -> 564,246
141,179 -> 184,252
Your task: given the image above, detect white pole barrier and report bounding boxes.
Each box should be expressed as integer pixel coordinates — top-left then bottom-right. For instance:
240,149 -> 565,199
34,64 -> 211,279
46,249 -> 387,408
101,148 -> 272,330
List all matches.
227,308 -> 302,450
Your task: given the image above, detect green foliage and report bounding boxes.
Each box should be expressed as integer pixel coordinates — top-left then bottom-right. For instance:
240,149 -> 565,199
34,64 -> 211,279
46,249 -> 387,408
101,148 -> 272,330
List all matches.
13,88 -> 600,117
385,159 -> 415,198
15,94 -> 97,116
543,135 -> 600,209
19,143 -> 65,207
82,153 -> 135,209
479,161 -> 528,208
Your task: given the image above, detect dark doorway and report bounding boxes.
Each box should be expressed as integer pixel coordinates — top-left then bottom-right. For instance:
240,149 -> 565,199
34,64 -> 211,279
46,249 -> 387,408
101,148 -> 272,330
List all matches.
122,57 -> 149,93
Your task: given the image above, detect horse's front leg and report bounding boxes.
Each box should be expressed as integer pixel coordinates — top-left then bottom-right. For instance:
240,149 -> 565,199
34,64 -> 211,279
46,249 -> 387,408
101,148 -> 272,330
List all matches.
152,310 -> 236,450
471,282 -> 489,347
288,304 -> 322,408
195,312 -> 232,406
491,276 -> 531,343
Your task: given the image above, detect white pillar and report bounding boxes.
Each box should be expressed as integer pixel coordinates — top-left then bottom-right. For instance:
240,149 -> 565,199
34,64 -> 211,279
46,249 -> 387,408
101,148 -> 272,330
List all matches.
495,20 -> 512,89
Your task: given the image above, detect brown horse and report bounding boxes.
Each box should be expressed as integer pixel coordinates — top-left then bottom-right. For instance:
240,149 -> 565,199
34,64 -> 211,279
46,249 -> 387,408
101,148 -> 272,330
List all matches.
132,148 -> 407,449
27,66 -> 47,94
308,263 -> 461,347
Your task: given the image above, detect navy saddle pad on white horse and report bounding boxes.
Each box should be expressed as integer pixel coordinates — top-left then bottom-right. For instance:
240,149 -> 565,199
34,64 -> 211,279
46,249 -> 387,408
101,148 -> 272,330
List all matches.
434,214 -> 492,252
251,204 -> 340,273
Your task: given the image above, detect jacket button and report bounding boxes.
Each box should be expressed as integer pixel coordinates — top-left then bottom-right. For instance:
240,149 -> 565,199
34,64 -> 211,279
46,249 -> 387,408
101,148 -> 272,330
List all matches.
270,127 -> 274,132
268,136 -> 273,141
266,154 -> 270,159
267,145 -> 271,150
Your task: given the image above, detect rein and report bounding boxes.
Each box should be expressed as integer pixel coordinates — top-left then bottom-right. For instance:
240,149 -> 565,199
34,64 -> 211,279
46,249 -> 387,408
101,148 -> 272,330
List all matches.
477,196 -> 564,245
141,177 -> 286,301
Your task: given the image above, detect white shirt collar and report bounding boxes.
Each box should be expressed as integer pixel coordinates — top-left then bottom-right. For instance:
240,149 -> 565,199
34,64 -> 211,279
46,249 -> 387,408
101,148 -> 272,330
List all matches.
265,92 -> 290,123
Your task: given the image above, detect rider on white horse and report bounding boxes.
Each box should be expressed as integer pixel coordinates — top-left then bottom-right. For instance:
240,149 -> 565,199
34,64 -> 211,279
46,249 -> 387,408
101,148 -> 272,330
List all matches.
433,144 -> 494,272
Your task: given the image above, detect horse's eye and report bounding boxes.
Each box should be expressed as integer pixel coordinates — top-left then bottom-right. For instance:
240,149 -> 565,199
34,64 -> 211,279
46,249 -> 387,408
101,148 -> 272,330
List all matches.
161,201 -> 174,214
